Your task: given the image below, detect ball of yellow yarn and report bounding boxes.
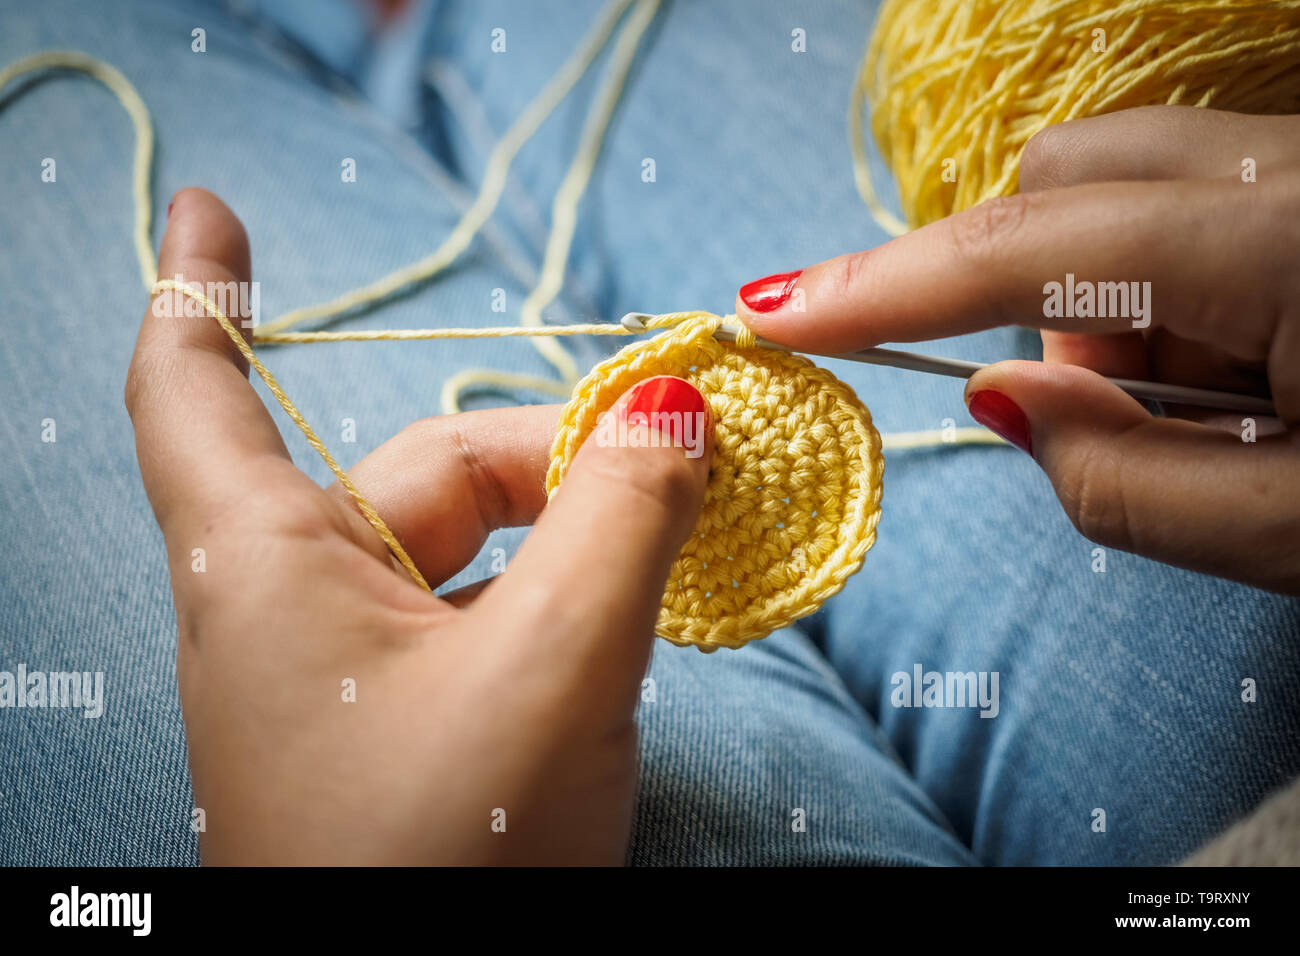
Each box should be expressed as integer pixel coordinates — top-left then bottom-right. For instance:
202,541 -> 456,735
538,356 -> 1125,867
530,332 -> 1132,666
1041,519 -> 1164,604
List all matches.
858,0 -> 1300,232
546,314 -> 884,652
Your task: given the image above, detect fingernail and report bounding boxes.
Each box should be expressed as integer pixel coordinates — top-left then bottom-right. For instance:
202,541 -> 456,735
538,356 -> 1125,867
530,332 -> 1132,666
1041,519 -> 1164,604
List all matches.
968,390 -> 1032,455
167,201 -> 174,218
620,376 -> 710,455
738,270 -> 802,313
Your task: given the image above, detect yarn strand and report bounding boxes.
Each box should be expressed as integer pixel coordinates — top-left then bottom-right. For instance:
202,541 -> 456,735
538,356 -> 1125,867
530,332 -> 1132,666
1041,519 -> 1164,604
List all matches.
152,280 -> 433,593
447,0 -> 662,411
256,0 -> 644,336
0,51 -> 157,289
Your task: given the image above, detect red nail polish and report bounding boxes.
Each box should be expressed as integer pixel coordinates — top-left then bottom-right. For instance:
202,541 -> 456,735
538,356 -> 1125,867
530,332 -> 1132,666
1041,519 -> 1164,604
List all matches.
621,376 -> 710,445
167,201 -> 173,217
738,270 -> 802,313
968,390 -> 1032,454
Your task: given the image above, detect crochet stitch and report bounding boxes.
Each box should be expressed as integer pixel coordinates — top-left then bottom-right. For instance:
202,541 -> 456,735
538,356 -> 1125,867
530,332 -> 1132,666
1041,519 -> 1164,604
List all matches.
547,313 -> 884,651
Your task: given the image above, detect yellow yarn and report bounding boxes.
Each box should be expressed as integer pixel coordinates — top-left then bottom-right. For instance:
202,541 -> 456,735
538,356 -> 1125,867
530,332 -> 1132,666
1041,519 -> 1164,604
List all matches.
853,0 -> 1300,234
546,313 -> 884,651
0,50 -> 157,289
257,0 -> 650,337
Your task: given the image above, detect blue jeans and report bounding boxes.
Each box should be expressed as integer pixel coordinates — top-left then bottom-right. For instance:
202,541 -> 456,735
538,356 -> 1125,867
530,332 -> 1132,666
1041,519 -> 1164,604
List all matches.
1,0 -> 1296,866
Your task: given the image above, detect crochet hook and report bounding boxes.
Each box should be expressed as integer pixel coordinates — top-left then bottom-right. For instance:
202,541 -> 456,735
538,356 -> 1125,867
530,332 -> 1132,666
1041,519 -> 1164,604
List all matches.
619,314 -> 1276,417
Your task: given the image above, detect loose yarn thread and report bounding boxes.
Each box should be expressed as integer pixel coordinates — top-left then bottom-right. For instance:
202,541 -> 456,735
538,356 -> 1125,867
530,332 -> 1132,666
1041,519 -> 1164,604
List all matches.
0,50 -> 158,289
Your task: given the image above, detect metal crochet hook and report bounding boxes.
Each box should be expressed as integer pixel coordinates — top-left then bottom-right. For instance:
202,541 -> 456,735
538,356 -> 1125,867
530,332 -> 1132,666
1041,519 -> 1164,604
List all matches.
619,313 -> 1277,416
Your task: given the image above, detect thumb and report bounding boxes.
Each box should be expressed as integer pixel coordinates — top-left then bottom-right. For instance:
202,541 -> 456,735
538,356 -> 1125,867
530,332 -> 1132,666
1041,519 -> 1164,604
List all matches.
964,360 -> 1298,591
476,376 -> 714,702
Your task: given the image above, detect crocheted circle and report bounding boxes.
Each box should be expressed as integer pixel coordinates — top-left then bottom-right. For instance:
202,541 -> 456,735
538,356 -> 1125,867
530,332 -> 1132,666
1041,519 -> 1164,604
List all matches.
546,313 -> 884,652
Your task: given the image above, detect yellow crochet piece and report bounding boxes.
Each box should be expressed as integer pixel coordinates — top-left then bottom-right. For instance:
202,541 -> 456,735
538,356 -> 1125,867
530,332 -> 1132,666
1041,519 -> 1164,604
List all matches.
547,314 -> 884,651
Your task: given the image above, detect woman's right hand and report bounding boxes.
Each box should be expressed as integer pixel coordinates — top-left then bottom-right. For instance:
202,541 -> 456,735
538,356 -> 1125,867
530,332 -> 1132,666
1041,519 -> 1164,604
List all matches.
735,106 -> 1300,594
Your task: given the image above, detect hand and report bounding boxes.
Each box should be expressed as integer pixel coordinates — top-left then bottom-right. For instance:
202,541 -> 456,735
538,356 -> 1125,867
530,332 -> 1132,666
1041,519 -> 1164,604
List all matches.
735,106 -> 1300,595
125,188 -> 713,864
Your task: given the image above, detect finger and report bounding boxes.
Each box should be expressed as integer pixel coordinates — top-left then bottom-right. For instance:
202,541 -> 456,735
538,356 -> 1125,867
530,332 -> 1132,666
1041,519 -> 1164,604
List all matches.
324,404 -> 560,588
1042,323 -> 1270,419
964,360 -> 1300,594
1019,106 -> 1300,192
1022,108 -> 1300,382
474,377 -> 713,709
125,187 -> 296,538
1040,329 -> 1150,379
1144,327 -> 1273,398
733,176 -> 1298,386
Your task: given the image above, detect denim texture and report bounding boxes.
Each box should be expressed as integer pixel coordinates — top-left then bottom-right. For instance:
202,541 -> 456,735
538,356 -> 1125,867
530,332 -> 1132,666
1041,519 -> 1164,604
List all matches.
1,0 -> 1296,866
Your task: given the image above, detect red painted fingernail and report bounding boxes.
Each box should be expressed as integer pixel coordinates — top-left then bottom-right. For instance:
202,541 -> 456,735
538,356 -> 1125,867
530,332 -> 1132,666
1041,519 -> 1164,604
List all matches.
738,269 -> 802,313
167,201 -> 173,217
621,376 -> 710,450
968,390 -> 1032,455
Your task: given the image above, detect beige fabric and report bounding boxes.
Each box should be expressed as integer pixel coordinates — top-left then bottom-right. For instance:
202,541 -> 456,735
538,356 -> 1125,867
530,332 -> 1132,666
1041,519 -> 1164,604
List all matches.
1183,777 -> 1300,866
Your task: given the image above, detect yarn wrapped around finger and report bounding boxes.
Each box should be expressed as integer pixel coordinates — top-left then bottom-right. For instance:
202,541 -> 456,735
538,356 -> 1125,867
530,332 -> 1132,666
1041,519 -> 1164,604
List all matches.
546,313 -> 885,652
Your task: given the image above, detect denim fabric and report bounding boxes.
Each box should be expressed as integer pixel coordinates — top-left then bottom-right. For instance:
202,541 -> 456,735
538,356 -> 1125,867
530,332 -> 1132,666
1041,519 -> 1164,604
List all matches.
1,0 -> 1296,866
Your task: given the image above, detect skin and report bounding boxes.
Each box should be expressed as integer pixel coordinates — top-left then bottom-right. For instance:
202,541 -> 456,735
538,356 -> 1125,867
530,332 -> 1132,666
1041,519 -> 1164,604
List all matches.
736,106 -> 1300,596
126,187 -> 712,864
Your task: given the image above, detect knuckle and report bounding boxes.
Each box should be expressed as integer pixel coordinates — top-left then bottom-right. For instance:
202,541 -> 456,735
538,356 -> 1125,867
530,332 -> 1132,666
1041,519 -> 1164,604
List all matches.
123,352 -> 169,421
1019,123 -> 1073,192
122,364 -> 145,419
447,418 -> 511,529
948,193 -> 1031,273
585,445 -> 701,514
832,249 -> 876,301
396,413 -> 515,532
1054,440 -> 1135,552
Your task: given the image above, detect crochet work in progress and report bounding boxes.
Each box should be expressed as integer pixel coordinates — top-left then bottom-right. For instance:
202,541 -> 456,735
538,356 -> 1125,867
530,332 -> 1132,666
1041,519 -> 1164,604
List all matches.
22,0 -> 1291,649
547,314 -> 884,651
0,0 -> 899,653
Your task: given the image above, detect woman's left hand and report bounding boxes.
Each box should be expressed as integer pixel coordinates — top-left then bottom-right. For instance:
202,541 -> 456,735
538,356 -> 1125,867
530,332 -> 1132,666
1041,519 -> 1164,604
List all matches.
126,188 -> 712,864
